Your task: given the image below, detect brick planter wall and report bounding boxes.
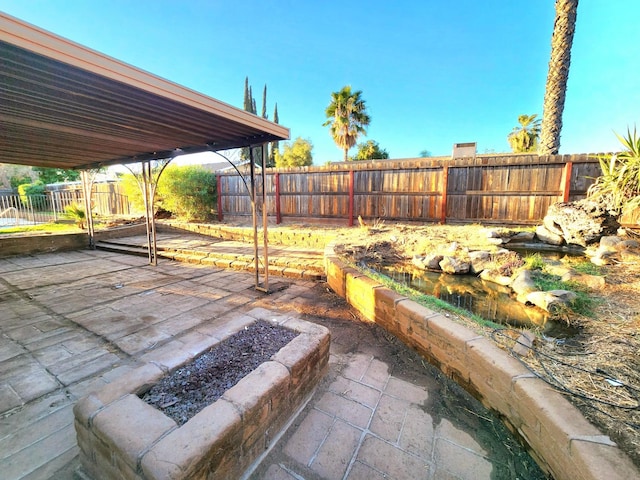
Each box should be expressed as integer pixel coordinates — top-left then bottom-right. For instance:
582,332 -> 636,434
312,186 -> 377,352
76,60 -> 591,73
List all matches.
324,242 -> 639,480
74,309 -> 330,480
0,224 -> 147,258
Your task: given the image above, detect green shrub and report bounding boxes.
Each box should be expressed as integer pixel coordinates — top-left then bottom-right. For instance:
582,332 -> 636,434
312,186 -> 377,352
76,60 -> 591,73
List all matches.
17,182 -> 45,205
157,165 -> 217,222
118,173 -> 146,214
118,165 -> 216,221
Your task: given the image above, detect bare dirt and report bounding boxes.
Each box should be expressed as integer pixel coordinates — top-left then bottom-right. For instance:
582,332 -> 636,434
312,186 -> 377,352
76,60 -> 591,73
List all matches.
141,320 -> 297,425
331,222 -> 640,468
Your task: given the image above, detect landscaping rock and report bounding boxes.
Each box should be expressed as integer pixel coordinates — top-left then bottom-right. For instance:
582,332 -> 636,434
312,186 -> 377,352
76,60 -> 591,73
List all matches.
561,272 -> 606,290
542,200 -> 620,247
513,331 -> 536,357
526,290 -> 577,313
412,254 -> 445,270
511,269 -> 538,296
535,225 -> 564,246
424,253 -> 444,269
508,231 -> 535,243
439,256 -> 470,274
469,251 -> 491,274
480,269 -> 512,286
617,239 -> 640,251
600,235 -> 622,251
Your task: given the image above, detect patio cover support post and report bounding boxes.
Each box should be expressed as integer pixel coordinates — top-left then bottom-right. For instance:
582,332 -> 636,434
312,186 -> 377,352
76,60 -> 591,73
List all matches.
80,170 -> 96,249
127,159 -> 172,266
211,147 -> 269,292
261,143 -> 269,292
249,148 -> 260,288
141,161 -> 155,265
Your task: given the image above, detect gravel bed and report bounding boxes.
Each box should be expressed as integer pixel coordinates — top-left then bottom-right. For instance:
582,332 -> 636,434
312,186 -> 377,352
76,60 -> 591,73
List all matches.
142,320 -> 298,425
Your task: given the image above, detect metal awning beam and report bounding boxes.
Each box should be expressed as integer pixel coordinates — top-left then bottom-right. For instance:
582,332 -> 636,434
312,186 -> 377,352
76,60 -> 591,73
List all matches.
0,13 -> 289,170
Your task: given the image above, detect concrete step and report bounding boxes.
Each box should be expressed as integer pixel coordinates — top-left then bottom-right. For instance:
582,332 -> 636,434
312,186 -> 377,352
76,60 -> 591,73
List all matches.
95,241 -> 148,257
95,240 -> 325,279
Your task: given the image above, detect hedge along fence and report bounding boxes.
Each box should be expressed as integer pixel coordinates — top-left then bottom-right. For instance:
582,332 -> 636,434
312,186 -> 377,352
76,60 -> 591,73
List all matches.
216,153 -> 600,226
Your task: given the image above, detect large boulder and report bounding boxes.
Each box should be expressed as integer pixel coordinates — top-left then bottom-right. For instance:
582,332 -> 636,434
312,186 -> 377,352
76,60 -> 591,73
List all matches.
542,200 -> 620,247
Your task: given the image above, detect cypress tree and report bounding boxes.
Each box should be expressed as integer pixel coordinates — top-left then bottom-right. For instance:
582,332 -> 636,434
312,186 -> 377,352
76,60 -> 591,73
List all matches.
261,85 -> 267,119
268,103 -> 280,167
243,77 -> 251,112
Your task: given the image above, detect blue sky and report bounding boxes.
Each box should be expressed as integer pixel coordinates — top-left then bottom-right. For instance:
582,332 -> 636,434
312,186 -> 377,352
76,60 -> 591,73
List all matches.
2,1 -> 639,164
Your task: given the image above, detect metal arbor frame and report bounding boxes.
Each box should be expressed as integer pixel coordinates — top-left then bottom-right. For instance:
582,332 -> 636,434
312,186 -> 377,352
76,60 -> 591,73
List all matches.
212,144 -> 271,292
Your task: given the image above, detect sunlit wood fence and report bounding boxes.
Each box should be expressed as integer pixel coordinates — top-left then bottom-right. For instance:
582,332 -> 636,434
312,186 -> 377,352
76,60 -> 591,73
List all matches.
217,153 -> 600,225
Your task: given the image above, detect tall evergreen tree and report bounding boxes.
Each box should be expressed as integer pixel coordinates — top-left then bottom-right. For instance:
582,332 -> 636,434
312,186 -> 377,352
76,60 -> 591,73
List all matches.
242,77 -> 256,160
250,86 -> 257,114
243,77 -> 251,113
261,85 -> 267,119
267,103 -> 280,167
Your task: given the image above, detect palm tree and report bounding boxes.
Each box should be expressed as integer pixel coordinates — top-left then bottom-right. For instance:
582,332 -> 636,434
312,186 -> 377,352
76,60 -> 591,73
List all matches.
539,0 -> 579,155
323,86 -> 371,162
508,114 -> 541,153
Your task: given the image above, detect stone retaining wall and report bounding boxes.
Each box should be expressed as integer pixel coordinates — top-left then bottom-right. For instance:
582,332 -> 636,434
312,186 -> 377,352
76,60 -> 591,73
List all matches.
324,242 -> 639,480
159,221 -> 336,249
74,309 -> 330,480
0,231 -> 87,257
0,224 -> 147,258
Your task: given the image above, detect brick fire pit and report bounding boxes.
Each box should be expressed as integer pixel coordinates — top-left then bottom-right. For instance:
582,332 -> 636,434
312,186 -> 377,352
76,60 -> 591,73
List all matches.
73,309 -> 330,479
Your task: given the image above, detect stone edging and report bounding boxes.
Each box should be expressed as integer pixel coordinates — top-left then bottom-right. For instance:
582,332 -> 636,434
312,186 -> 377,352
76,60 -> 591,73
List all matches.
324,241 -> 638,480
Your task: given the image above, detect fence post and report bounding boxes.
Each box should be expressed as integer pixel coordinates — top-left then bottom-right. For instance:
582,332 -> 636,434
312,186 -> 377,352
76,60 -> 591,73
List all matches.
274,172 -> 281,224
440,166 -> 449,224
216,175 -> 223,222
561,161 -> 573,202
348,170 -> 355,227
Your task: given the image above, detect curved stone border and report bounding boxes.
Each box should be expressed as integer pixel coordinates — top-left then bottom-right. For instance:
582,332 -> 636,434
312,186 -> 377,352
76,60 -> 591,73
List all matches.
324,241 -> 638,480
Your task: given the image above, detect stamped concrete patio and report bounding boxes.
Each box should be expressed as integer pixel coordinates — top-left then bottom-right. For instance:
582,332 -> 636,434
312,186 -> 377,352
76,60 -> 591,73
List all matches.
0,244 -> 544,479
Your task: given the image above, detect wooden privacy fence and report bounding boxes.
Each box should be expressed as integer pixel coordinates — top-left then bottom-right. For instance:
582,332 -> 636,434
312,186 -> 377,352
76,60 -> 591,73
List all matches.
217,153 -> 601,226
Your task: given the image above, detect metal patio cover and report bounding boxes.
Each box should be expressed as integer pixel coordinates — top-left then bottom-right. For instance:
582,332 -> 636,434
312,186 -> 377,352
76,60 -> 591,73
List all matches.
0,12 -> 289,170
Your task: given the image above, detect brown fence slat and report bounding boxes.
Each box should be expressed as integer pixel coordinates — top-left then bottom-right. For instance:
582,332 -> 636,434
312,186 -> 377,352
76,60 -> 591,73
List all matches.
217,154 -> 601,225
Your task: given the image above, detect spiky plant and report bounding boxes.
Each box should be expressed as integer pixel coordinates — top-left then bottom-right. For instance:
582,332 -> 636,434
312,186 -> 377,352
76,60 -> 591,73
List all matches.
588,127 -> 640,215
64,203 -> 86,229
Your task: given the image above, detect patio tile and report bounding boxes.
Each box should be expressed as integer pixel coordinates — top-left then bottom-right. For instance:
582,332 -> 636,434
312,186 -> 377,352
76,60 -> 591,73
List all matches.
356,434 -> 431,479
310,419 -> 362,480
